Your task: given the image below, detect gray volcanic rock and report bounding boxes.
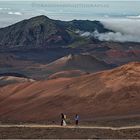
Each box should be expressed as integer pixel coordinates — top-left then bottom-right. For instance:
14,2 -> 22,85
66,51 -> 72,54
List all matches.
0,15 -> 72,48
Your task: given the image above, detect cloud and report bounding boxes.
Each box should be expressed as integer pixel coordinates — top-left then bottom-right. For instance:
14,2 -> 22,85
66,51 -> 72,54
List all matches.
8,11 -> 22,15
78,19 -> 140,43
80,30 -> 140,43
0,8 -> 11,10
81,32 -> 91,37
93,31 -> 140,42
126,15 -> 140,19
101,19 -> 140,37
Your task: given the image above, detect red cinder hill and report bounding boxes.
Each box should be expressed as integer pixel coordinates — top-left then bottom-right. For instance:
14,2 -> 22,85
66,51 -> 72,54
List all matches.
0,62 -> 139,122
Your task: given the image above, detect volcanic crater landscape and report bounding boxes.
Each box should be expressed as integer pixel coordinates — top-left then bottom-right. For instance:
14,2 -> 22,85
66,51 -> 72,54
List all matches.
0,15 -> 140,138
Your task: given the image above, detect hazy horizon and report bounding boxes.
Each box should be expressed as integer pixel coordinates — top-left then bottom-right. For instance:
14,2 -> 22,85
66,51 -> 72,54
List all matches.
0,0 -> 140,27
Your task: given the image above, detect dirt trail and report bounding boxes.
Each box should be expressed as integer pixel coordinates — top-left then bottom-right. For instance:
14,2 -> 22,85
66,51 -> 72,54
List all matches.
0,124 -> 140,130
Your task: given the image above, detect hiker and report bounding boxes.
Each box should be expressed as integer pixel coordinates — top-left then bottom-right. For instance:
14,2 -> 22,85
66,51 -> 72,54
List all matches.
61,113 -> 64,126
75,114 -> 79,126
63,114 -> 67,126
61,113 -> 67,126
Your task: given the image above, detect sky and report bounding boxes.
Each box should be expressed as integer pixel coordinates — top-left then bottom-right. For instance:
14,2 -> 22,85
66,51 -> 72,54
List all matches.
0,1 -> 140,20
0,0 -> 140,26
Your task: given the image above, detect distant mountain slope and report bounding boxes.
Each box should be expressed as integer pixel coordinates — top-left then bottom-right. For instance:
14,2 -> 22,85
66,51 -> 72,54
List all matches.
48,70 -> 87,79
0,51 -> 112,80
57,19 -> 110,32
0,15 -> 71,48
0,15 -> 110,49
0,62 -> 139,122
0,74 -> 34,86
0,73 -> 28,78
45,54 -> 112,73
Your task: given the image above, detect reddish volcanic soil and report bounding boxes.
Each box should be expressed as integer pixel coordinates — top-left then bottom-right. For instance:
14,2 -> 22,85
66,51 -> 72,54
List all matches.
0,62 -> 140,123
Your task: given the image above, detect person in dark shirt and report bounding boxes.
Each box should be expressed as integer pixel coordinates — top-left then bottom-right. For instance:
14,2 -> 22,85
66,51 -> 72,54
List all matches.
75,114 -> 79,126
